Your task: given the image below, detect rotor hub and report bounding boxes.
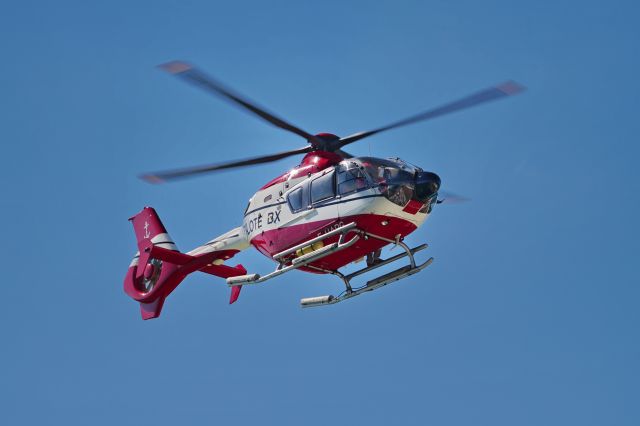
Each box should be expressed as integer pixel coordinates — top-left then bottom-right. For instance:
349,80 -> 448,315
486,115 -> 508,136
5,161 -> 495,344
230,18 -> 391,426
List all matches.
300,150 -> 344,168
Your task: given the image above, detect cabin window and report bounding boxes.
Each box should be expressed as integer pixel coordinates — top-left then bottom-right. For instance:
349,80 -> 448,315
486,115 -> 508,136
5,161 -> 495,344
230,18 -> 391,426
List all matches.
287,187 -> 304,212
311,171 -> 335,204
338,167 -> 369,195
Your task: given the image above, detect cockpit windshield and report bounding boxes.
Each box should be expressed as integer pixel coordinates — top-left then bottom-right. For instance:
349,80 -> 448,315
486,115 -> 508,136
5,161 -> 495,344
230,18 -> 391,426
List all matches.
338,157 -> 420,182
336,157 -> 438,210
359,157 -> 420,185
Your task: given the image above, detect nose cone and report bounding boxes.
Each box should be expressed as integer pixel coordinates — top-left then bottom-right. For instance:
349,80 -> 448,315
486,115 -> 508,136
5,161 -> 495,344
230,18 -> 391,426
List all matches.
414,171 -> 441,202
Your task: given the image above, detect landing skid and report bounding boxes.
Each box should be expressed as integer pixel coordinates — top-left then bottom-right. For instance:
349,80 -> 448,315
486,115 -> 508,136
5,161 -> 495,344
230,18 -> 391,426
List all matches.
301,236 -> 433,308
225,222 -> 434,307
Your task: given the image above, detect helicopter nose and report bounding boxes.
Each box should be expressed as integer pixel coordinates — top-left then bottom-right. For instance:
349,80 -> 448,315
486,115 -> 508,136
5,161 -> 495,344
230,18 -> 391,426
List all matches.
414,171 -> 441,202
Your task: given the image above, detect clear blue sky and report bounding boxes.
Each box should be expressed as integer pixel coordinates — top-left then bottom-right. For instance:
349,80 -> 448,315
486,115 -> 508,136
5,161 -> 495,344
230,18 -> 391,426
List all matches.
1,0 -> 638,424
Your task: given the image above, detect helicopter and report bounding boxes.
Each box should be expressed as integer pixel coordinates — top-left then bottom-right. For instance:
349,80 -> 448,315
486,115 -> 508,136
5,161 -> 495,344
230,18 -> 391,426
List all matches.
124,61 -> 524,319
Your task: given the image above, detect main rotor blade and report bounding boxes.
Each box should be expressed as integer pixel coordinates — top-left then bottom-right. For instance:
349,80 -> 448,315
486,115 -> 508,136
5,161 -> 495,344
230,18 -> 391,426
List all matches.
337,81 -> 525,148
140,146 -> 313,183
335,148 -> 354,159
159,61 -> 323,147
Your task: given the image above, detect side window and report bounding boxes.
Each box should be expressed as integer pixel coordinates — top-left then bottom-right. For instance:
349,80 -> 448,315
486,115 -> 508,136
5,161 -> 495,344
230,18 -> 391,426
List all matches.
338,168 -> 368,195
311,171 -> 335,204
287,187 -> 304,212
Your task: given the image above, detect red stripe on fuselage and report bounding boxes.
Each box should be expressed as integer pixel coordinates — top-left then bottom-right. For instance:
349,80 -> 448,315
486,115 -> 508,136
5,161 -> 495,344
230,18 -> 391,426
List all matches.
250,213 -> 417,272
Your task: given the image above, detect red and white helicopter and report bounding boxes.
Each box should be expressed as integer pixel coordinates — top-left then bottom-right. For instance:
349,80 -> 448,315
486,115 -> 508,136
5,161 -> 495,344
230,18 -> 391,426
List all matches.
124,61 -> 523,319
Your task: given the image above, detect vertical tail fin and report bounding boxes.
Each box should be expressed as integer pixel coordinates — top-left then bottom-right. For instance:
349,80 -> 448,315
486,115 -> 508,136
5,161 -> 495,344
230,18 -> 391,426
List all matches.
130,206 -> 176,249
129,207 -> 179,281
124,207 -> 248,320
124,207 -> 181,319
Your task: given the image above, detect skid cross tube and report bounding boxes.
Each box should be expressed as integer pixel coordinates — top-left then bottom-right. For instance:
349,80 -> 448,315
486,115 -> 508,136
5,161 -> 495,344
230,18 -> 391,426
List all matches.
344,243 -> 427,282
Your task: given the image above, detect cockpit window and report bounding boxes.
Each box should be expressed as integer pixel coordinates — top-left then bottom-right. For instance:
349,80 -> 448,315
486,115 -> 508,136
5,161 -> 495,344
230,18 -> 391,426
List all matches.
385,185 -> 414,207
358,157 -> 416,186
287,187 -> 304,212
338,166 -> 369,195
311,171 -> 335,204
343,157 -> 422,208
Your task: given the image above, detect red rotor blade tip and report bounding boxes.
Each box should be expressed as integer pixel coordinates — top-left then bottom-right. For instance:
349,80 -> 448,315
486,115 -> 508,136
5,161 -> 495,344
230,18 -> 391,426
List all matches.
497,80 -> 526,95
158,61 -> 192,74
140,174 -> 166,184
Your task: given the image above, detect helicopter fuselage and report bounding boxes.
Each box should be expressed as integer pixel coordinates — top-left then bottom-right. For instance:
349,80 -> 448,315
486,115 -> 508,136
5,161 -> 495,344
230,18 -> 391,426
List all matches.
242,151 -> 439,272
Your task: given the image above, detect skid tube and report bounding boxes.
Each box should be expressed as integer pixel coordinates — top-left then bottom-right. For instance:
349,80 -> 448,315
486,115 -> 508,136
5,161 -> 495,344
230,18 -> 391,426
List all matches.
300,231 -> 434,308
